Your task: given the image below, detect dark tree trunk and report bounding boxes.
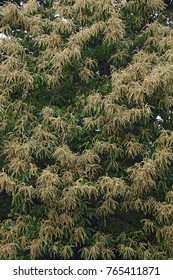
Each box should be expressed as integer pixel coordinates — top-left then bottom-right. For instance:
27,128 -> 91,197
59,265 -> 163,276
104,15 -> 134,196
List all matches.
98,59 -> 111,77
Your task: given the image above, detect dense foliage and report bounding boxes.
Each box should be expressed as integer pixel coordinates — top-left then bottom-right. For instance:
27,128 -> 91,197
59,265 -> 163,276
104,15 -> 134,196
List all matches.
0,0 -> 173,260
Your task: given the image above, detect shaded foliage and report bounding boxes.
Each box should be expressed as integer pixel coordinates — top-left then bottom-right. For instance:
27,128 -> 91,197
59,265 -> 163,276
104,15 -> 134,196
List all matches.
0,0 -> 173,260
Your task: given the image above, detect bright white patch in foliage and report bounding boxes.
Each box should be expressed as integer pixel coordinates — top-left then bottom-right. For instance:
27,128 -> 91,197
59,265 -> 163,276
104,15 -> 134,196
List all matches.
156,115 -> 163,122
0,33 -> 8,39
54,13 -> 68,23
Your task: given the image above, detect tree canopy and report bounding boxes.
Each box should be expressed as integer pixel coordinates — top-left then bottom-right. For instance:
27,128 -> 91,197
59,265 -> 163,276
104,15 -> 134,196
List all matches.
0,0 -> 173,260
